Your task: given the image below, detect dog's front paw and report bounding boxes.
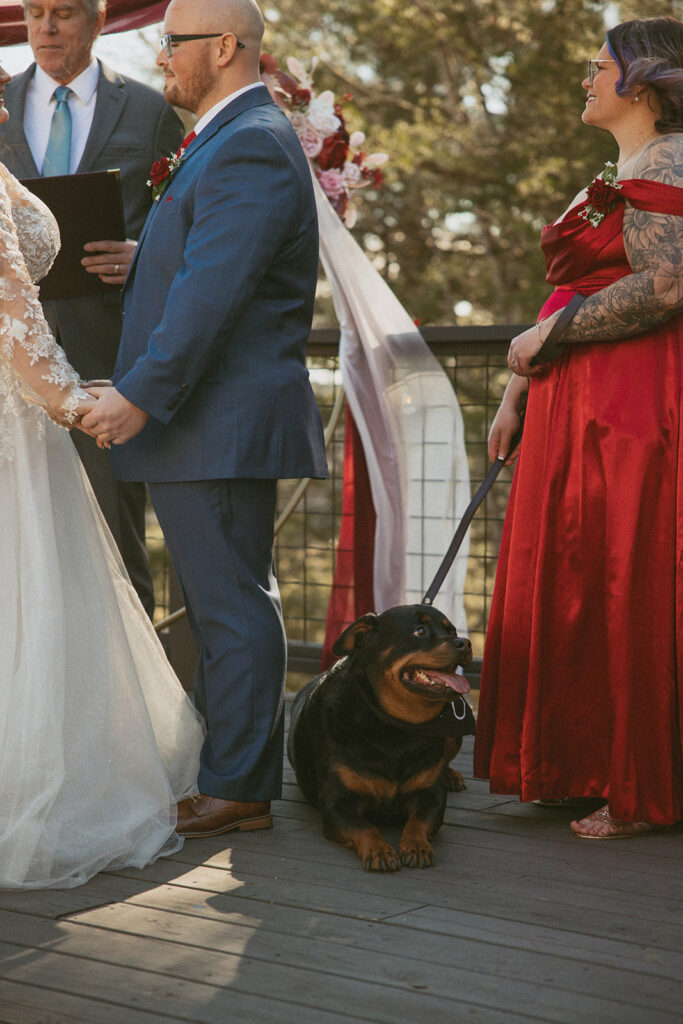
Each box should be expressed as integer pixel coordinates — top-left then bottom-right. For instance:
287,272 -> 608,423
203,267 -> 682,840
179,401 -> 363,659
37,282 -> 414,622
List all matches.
446,767 -> 467,792
399,819 -> 437,868
360,840 -> 402,872
399,840 -> 435,869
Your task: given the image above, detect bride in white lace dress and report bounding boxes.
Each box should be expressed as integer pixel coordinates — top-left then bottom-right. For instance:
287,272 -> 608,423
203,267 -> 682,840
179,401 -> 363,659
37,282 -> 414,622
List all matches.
0,95 -> 204,888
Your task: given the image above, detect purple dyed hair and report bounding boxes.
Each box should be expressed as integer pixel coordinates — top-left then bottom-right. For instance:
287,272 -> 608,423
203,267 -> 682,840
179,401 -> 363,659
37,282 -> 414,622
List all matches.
606,17 -> 683,134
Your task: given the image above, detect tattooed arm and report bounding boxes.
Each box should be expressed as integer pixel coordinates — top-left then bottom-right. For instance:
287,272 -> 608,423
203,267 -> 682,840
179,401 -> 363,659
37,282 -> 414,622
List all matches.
563,134 -> 683,343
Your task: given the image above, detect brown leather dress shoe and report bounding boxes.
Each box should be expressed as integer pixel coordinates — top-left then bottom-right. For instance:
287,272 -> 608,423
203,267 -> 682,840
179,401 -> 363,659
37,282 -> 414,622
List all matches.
175,795 -> 272,838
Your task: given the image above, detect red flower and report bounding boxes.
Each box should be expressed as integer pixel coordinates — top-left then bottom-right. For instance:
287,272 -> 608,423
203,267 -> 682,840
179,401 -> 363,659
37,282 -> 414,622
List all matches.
317,131 -> 350,171
149,158 -> 170,187
291,88 -> 311,106
361,166 -> 384,188
275,69 -> 301,98
260,54 -> 302,101
259,53 -> 278,75
330,192 -> 348,218
585,177 -> 619,214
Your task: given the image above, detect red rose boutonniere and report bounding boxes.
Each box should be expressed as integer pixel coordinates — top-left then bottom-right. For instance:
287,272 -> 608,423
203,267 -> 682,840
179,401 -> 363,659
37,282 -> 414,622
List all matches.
580,161 -> 623,228
147,137 -> 194,202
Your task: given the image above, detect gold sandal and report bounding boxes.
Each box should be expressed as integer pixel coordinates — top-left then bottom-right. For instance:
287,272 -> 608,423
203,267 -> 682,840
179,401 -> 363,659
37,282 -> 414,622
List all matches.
570,805 -> 663,840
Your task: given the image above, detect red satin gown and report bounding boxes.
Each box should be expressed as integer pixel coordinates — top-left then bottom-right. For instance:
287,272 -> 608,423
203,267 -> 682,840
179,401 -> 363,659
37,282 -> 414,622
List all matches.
474,179 -> 683,824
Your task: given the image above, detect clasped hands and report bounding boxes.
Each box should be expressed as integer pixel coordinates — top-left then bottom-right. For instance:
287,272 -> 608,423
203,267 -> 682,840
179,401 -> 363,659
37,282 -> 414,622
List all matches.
75,384 -> 148,448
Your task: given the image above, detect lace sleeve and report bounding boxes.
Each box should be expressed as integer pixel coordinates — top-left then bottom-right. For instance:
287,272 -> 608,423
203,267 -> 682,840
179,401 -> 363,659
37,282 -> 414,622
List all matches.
0,173 -> 89,426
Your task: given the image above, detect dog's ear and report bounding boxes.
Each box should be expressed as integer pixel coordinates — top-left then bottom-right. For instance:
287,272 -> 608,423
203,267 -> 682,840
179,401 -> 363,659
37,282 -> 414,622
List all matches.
332,614 -> 379,656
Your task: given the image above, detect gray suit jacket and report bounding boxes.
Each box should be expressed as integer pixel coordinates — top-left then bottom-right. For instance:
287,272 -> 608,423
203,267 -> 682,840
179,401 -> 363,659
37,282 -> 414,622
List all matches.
0,60 -> 184,378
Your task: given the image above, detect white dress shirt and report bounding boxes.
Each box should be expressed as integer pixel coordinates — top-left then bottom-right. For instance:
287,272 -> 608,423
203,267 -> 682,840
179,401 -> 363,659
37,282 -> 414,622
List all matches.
24,61 -> 100,175
192,82 -> 263,138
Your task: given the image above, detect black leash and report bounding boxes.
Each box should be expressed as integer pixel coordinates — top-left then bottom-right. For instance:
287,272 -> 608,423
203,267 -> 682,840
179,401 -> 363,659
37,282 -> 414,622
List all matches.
422,420 -> 524,607
421,296 -> 585,606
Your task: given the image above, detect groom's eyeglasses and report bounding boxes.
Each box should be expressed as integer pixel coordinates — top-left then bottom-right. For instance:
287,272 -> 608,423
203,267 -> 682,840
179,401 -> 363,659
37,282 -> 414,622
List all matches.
586,59 -> 617,85
160,33 -> 246,58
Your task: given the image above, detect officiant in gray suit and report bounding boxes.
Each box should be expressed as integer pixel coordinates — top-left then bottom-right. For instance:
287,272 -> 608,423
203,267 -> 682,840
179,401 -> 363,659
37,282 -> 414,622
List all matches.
0,0 -> 185,614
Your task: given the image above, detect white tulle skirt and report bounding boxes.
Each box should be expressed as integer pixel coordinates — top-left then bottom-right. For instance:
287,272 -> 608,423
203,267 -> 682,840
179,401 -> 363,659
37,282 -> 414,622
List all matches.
0,402 -> 204,889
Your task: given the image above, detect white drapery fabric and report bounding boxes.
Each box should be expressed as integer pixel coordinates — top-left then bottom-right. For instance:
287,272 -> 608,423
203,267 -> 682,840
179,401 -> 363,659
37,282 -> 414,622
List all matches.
313,175 -> 471,631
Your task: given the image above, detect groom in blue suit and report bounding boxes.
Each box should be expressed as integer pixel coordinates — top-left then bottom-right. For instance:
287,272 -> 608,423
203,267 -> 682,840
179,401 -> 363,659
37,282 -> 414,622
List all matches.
83,0 -> 328,837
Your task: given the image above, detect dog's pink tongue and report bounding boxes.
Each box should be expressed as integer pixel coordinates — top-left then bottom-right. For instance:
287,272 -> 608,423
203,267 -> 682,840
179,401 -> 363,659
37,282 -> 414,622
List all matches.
431,671 -> 471,694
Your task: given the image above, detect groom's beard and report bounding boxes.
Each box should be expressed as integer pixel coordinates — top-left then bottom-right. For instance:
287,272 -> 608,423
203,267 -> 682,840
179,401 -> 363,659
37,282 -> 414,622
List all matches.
163,65 -> 214,115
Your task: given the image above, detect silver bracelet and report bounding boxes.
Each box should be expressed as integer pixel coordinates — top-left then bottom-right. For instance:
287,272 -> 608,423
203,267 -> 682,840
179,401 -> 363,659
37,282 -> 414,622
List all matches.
535,319 -> 547,346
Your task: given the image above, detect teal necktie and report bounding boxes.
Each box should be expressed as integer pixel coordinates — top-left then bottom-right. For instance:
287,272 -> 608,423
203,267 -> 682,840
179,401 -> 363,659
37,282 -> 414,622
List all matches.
42,85 -> 73,176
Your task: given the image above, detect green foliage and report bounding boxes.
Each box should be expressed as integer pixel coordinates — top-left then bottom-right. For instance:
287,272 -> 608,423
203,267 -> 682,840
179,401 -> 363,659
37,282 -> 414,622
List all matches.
263,0 -> 682,324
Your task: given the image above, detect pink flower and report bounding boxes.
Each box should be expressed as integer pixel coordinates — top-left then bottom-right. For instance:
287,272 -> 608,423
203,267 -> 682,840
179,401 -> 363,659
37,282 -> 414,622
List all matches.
298,126 -> 324,158
316,168 -> 346,200
342,161 -> 363,186
289,112 -> 308,132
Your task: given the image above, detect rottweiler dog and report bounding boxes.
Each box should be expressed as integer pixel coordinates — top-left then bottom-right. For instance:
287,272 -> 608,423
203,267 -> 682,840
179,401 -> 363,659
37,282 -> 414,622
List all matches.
287,604 -> 475,871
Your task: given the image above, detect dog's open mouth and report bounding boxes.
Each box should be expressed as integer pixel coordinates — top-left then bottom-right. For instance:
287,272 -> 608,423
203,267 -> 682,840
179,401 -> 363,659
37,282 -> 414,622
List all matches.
401,666 -> 471,697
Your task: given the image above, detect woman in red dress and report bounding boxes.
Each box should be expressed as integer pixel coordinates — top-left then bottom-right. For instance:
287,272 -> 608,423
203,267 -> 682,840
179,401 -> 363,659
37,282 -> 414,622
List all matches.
473,17 -> 683,839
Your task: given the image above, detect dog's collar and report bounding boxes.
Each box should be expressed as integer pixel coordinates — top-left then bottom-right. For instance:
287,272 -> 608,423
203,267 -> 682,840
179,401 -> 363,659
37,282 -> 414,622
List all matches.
355,679 -> 474,738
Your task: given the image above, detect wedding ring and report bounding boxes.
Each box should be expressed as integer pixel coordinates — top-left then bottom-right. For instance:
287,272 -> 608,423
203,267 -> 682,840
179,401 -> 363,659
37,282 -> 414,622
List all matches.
114,264 -> 120,275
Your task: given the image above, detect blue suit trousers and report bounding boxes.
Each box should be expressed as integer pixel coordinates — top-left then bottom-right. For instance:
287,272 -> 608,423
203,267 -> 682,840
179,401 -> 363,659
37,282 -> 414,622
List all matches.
149,479 -> 285,801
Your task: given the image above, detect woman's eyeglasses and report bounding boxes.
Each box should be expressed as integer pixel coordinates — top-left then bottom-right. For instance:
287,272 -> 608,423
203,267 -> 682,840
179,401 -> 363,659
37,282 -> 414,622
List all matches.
586,59 -> 617,86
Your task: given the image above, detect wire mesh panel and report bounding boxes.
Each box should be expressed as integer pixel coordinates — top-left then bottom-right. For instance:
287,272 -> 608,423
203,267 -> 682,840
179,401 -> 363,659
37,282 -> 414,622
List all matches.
275,327 -> 525,671
275,353 -> 345,648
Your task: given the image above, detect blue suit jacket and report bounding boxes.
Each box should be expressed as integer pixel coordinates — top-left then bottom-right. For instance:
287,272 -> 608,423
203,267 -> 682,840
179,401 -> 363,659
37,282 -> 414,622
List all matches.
110,85 -> 328,483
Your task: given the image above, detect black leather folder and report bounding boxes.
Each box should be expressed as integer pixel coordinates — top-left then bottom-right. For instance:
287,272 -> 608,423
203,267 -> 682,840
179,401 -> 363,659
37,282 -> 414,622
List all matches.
20,168 -> 125,301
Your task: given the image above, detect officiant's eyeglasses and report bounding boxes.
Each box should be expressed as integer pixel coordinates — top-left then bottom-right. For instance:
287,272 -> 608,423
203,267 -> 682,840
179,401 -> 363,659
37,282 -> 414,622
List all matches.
586,59 -> 617,85
160,34 -> 246,58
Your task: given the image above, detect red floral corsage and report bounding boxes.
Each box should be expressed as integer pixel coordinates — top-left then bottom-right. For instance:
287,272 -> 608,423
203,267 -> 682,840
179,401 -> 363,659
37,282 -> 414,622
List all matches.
580,161 -> 623,227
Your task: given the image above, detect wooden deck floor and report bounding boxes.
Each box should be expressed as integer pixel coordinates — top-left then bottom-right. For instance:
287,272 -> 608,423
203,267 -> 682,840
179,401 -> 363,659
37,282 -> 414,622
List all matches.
2,727 -> 683,1024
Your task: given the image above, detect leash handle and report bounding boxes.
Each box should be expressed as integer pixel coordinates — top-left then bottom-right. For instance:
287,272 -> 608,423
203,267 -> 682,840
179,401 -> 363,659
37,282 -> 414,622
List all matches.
421,420 -> 524,607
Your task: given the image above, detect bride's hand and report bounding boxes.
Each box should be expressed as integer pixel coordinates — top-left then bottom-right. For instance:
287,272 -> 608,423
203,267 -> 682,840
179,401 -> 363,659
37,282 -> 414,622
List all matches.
44,394 -> 97,431
71,396 -> 103,439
